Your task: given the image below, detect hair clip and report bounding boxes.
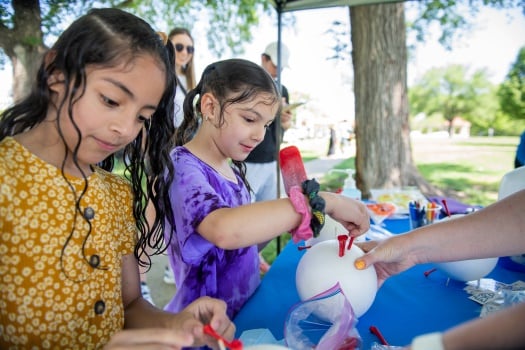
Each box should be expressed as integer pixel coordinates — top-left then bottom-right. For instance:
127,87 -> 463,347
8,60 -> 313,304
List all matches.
156,31 -> 168,45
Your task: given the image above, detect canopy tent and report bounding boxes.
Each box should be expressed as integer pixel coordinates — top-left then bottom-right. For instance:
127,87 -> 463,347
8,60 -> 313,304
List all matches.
270,0 -> 398,13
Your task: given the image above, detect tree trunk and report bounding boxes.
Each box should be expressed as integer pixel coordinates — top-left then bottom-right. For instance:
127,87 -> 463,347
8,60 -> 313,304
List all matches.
2,0 -> 46,102
350,3 -> 439,199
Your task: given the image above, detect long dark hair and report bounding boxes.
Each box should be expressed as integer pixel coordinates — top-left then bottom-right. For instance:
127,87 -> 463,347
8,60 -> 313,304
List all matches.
175,58 -> 282,190
0,8 -> 177,274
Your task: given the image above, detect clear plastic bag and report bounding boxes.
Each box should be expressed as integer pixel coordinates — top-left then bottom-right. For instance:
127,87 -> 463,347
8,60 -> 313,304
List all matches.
284,283 -> 361,349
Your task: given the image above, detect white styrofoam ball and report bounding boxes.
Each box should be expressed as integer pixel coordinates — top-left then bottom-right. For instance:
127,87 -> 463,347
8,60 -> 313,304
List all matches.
498,166 -> 525,200
435,214 -> 498,281
295,240 -> 377,319
435,258 -> 498,282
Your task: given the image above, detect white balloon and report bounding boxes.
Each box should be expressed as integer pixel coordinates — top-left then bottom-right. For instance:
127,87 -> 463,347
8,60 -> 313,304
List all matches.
435,214 -> 498,281
295,240 -> 377,319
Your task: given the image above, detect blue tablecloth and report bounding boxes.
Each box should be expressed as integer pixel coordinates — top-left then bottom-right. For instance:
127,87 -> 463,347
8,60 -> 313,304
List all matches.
233,217 -> 525,348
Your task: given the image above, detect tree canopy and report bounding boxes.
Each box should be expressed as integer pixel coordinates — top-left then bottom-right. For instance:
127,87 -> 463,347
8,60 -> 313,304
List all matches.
0,0 -> 271,100
409,64 -> 494,135
499,46 -> 525,121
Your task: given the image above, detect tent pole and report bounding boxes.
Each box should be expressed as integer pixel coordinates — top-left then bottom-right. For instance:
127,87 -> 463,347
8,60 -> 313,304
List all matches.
275,1 -> 284,255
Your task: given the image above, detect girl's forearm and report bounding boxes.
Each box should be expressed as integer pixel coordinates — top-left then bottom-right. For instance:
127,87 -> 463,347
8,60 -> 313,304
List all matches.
199,198 -> 301,249
407,189 -> 525,264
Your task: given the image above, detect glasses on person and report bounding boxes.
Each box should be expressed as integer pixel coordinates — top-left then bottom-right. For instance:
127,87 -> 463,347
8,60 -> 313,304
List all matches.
174,43 -> 194,54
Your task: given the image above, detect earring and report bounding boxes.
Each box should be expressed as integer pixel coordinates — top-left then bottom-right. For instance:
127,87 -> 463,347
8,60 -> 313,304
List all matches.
204,115 -> 209,121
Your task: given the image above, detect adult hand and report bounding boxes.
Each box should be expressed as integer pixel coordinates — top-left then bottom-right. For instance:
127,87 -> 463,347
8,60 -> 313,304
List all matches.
104,328 -> 192,349
280,99 -> 293,131
354,235 -> 419,288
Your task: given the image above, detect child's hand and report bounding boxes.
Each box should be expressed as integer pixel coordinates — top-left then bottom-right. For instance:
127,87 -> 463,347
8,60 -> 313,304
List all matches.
320,191 -> 370,238
180,296 -> 235,348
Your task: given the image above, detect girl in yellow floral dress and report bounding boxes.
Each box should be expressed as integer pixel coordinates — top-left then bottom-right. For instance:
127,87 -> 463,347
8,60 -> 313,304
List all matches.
0,8 -> 233,349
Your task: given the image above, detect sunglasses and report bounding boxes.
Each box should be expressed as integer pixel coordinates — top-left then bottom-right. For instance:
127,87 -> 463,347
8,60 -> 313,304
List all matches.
174,43 -> 195,54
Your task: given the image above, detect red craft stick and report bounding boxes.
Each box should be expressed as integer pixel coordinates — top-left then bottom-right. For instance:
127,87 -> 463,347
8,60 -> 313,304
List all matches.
203,324 -> 243,350
424,267 -> 437,277
279,145 -> 307,196
369,325 -> 389,345
441,199 -> 451,217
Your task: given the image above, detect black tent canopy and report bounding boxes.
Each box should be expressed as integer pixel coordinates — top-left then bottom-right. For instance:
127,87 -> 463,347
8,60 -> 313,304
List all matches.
270,0 -> 398,13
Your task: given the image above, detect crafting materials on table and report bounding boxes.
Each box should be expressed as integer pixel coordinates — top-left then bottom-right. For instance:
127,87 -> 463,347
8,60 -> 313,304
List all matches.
408,200 -> 441,229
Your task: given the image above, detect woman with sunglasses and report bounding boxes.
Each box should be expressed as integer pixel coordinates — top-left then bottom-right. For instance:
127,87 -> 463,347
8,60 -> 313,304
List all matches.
169,27 -> 197,127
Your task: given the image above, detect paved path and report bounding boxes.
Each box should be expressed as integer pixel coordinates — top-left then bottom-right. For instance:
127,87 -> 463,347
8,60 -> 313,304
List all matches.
304,155 -> 347,179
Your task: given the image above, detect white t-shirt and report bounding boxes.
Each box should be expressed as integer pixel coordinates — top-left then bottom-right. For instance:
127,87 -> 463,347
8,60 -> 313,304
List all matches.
174,74 -> 188,127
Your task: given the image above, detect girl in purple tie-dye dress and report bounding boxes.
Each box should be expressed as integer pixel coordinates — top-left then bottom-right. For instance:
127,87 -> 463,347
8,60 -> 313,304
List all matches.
164,59 -> 370,319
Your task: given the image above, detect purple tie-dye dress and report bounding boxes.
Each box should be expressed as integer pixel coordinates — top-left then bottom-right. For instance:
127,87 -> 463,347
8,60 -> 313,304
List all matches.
164,147 -> 260,319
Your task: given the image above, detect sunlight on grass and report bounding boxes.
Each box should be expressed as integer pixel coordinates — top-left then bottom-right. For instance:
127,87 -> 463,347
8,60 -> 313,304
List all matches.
413,136 -> 517,206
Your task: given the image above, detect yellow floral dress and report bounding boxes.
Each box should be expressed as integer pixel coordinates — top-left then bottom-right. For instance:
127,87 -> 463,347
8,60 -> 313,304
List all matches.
0,137 -> 136,349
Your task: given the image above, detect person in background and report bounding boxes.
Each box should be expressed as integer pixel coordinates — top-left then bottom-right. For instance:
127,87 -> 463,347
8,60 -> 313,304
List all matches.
327,125 -> 337,156
163,58 -> 370,323
139,27 -> 198,303
169,27 -> 197,128
355,189 -> 525,350
514,130 -> 525,168
245,41 -> 294,273
0,8 -> 233,348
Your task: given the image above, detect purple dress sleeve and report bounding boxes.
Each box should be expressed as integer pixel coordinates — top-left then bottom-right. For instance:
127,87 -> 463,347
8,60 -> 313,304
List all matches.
164,147 -> 260,319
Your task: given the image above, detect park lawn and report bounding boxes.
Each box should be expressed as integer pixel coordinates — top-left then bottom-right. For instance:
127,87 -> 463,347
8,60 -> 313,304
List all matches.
316,136 -> 517,207
410,136 -> 517,206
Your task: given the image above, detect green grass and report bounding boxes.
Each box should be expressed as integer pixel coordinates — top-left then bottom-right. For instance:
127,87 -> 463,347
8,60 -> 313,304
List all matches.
412,136 -> 517,206
112,158 -> 126,177
314,136 -> 517,206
